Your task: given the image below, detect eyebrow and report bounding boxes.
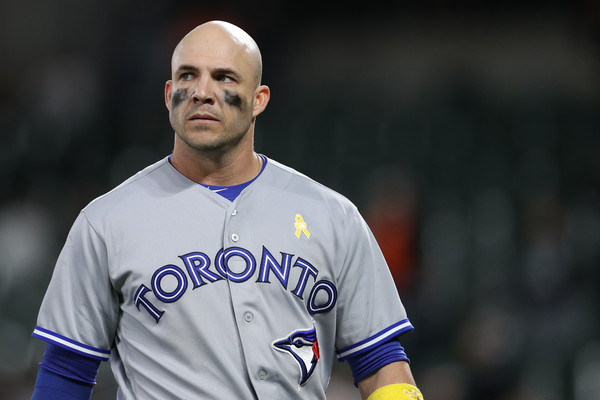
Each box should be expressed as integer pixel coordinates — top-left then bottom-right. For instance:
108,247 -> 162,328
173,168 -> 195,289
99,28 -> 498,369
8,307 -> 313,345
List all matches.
174,65 -> 243,81
174,65 -> 199,75
174,64 -> 243,82
213,67 -> 243,81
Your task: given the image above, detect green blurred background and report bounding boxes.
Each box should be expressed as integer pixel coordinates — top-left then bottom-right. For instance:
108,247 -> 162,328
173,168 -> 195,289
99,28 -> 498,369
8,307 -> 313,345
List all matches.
1,1 -> 599,399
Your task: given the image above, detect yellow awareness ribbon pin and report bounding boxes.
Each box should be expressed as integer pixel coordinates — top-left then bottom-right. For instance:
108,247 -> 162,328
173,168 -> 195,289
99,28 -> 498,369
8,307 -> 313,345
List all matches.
294,214 -> 310,239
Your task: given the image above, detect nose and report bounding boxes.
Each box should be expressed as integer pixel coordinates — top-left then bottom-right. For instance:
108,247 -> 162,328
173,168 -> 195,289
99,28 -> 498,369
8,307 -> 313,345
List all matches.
191,77 -> 215,105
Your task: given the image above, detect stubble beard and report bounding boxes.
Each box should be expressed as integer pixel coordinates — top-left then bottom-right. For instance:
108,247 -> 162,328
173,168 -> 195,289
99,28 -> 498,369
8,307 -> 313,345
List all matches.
172,114 -> 253,158
169,87 -> 254,158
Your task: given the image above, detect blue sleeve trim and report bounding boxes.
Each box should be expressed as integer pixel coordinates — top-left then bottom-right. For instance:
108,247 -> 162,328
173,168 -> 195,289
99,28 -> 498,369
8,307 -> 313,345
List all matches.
39,342 -> 101,385
32,364 -> 94,400
336,319 -> 413,361
32,326 -> 111,361
346,338 -> 410,387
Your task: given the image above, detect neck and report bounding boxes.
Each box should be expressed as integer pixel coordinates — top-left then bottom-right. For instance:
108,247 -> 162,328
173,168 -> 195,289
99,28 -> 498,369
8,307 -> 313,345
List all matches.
170,139 -> 262,186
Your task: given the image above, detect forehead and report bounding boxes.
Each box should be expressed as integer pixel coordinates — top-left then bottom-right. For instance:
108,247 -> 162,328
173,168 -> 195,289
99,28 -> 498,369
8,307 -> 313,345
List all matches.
171,28 -> 255,77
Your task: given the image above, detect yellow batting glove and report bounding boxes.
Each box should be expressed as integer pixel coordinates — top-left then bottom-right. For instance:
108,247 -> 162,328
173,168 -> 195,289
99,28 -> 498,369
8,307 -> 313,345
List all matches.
367,383 -> 424,400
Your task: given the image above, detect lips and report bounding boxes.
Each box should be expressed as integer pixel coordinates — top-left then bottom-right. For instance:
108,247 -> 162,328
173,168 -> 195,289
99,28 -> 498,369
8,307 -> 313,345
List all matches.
189,112 -> 219,121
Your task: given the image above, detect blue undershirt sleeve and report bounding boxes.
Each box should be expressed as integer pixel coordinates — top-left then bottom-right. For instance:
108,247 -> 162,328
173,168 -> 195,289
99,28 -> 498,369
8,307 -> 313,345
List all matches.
346,338 -> 410,387
31,342 -> 101,400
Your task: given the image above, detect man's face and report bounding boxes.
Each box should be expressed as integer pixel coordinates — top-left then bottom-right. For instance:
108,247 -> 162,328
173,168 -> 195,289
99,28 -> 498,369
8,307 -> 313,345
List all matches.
165,30 -> 259,155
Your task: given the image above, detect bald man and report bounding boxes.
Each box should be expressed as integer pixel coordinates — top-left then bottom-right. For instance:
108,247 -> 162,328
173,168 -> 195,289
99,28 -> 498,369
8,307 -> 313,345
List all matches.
31,21 -> 422,400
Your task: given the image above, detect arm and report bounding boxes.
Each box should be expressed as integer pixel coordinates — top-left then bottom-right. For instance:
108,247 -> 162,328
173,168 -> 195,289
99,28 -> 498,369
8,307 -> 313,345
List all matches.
358,361 -> 417,399
32,367 -> 95,400
31,342 -> 101,400
32,212 -> 117,397
335,210 -> 422,398
344,337 -> 422,399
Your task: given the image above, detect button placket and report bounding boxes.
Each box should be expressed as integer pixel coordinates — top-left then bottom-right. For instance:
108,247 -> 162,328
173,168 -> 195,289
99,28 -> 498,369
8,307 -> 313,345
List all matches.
225,205 -> 274,393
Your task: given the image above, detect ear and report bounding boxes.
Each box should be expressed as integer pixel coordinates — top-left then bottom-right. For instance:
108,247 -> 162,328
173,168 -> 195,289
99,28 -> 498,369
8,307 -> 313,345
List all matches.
252,85 -> 270,118
165,80 -> 173,110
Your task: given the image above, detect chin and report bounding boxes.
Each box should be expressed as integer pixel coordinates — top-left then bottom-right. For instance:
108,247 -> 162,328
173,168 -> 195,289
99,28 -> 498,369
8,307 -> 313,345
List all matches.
176,127 -> 247,154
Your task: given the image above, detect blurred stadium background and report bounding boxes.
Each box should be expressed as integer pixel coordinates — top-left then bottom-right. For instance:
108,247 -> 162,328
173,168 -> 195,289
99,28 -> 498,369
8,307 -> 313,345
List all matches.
1,1 -> 599,399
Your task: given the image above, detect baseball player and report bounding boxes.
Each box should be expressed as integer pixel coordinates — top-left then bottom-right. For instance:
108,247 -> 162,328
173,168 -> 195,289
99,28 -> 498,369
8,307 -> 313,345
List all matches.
31,21 -> 423,400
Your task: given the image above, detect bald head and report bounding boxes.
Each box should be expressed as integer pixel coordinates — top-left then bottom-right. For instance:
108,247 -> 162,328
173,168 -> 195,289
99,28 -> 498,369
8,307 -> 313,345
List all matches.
165,19 -> 271,169
172,21 -> 263,87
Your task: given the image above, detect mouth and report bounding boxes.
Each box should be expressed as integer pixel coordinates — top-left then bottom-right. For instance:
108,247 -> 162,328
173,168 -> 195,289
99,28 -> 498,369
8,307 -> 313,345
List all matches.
188,112 -> 219,122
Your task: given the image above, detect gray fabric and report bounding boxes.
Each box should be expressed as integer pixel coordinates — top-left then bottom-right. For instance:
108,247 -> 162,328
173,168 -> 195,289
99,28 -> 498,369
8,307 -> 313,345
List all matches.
35,156 -> 411,399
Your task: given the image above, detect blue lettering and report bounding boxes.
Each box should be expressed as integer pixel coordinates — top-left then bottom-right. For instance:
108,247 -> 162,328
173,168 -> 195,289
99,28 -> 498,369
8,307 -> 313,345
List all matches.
152,265 -> 188,303
256,247 -> 293,289
216,247 -> 256,283
291,257 -> 318,299
180,251 -> 223,288
135,246 -> 339,323
134,284 -> 164,323
307,280 -> 337,314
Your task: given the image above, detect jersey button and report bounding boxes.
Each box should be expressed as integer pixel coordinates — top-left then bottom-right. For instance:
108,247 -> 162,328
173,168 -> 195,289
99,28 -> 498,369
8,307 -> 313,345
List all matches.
244,312 -> 254,322
231,233 -> 239,242
257,369 -> 267,380
232,209 -> 238,216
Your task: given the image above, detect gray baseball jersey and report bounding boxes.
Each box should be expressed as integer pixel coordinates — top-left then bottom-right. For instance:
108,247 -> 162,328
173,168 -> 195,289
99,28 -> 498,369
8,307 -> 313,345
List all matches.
33,156 -> 413,399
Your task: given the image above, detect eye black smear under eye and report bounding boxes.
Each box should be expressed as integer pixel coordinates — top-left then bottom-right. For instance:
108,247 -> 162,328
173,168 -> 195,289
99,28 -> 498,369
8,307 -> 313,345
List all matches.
223,90 -> 243,108
172,89 -> 188,108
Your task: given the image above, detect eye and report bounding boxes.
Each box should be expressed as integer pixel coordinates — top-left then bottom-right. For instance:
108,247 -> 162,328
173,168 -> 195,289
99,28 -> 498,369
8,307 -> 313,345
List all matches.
293,338 -> 309,347
217,75 -> 235,83
180,72 -> 194,81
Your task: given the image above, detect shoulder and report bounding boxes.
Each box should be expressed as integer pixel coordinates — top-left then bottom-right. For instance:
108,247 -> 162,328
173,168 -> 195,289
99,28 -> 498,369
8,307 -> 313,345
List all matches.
82,157 -> 188,219
262,157 -> 357,210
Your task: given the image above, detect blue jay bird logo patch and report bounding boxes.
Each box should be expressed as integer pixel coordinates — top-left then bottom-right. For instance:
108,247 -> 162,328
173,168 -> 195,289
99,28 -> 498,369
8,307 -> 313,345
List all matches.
273,326 -> 320,386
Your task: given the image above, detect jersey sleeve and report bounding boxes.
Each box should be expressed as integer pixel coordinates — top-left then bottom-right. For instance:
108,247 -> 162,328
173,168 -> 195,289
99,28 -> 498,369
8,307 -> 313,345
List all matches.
334,206 -> 414,362
33,211 -> 119,360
